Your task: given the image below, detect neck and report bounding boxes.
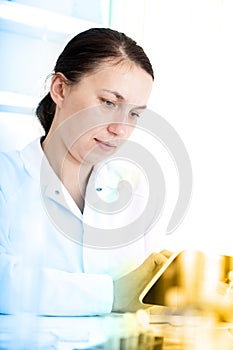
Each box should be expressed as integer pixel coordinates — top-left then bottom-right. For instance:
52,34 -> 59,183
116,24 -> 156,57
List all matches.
42,136 -> 93,213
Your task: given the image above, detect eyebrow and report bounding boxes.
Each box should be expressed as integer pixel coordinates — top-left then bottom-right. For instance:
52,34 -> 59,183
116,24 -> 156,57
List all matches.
102,89 -> 147,109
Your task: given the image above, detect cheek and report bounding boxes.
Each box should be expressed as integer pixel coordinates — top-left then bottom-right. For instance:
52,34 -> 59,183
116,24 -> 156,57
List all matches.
71,134 -> 92,151
125,124 -> 135,138
69,129 -> 99,157
64,89 -> 98,116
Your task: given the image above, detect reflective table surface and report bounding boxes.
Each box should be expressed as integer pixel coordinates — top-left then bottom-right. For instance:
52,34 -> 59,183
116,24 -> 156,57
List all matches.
1,310 -> 233,349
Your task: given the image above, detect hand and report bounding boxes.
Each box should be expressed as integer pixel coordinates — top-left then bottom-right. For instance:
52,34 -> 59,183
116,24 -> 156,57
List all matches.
112,251 -> 171,312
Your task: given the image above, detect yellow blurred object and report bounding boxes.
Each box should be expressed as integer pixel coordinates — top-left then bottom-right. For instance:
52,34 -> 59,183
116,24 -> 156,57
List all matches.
179,250 -> 233,322
143,250 -> 233,322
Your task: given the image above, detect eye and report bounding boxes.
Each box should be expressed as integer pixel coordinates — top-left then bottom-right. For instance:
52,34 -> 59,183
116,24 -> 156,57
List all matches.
101,98 -> 117,109
129,111 -> 140,120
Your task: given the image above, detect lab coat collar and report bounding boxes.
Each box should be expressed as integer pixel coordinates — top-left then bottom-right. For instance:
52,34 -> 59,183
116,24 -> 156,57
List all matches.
41,158 -> 83,220
20,137 -> 44,181
20,138 -> 83,219
19,138 -> 139,219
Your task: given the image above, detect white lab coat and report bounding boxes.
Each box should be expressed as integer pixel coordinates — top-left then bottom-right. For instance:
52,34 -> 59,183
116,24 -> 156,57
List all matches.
0,138 -> 154,316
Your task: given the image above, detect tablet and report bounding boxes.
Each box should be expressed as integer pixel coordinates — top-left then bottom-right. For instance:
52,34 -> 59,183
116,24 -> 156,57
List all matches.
139,250 -> 185,307
140,249 -> 233,310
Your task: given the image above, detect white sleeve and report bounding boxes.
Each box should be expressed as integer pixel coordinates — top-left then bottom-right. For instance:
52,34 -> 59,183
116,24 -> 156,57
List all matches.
38,268 -> 113,316
0,257 -> 113,316
0,191 -> 113,316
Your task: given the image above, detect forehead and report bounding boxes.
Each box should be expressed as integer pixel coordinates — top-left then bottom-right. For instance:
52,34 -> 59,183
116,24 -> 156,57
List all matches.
85,60 -> 153,105
92,59 -> 148,80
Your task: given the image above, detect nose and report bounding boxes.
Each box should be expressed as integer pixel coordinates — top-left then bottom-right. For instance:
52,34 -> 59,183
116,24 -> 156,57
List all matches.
107,122 -> 129,138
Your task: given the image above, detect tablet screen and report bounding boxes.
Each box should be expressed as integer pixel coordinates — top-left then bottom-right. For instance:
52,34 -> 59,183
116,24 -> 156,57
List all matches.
139,250 -> 184,307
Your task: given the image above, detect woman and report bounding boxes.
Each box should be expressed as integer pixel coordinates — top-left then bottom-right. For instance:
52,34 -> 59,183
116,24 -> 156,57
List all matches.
0,28 -> 168,316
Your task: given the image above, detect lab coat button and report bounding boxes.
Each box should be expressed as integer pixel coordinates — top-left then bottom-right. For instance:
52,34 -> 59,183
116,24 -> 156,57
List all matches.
55,190 -> 60,195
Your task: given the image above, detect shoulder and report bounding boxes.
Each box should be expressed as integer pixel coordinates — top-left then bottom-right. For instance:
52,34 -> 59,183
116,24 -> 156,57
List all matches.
0,149 -> 23,180
0,149 -> 25,199
0,138 -> 42,199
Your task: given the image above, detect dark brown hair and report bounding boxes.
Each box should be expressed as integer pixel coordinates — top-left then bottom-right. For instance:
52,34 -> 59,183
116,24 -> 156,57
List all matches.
36,28 -> 154,135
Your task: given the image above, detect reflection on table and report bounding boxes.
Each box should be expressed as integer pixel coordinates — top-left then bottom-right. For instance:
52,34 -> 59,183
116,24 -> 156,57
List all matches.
1,309 -> 233,349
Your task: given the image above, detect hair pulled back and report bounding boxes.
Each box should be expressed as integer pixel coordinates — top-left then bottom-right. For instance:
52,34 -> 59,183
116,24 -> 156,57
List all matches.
36,28 -> 154,135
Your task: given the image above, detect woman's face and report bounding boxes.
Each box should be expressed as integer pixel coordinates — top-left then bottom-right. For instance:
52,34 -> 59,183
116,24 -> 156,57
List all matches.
50,61 -> 153,166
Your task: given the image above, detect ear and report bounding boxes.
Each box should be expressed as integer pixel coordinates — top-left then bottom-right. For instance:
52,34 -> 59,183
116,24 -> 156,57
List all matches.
50,73 -> 67,108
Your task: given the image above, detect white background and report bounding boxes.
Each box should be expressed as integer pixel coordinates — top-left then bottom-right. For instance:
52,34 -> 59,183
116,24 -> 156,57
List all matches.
111,0 -> 233,254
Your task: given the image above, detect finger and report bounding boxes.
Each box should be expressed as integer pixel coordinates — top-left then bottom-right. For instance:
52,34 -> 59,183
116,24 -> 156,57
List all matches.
159,249 -> 174,258
149,252 -> 168,268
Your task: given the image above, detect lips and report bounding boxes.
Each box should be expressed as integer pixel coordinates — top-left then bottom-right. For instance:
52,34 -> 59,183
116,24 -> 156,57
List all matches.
94,138 -> 117,150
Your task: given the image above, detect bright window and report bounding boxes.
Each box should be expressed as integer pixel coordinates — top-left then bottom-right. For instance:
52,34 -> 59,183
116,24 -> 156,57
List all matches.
0,0 -> 111,150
